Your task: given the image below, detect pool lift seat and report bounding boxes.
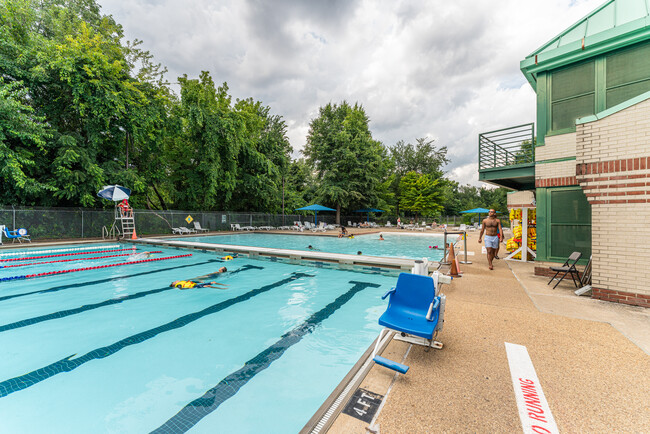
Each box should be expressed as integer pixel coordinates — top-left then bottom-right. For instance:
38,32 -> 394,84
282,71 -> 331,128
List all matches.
372,272 -> 446,374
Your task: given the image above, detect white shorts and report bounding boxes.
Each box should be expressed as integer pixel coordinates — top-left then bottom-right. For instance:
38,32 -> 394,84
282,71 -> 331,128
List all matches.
484,235 -> 499,249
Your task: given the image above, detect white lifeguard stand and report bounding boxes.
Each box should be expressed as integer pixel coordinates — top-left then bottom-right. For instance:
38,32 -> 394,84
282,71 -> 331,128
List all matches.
115,205 -> 136,239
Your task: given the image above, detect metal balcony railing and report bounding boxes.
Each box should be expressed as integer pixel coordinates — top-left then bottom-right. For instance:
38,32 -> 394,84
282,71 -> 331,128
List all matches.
478,123 -> 535,170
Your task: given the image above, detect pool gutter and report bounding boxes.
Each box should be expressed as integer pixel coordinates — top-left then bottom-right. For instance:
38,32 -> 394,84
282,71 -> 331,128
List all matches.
126,237 -> 437,272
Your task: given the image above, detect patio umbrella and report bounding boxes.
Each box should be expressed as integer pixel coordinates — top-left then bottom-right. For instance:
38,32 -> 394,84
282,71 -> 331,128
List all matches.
97,185 -> 131,201
295,204 -> 336,224
460,207 -> 496,222
354,208 -> 384,222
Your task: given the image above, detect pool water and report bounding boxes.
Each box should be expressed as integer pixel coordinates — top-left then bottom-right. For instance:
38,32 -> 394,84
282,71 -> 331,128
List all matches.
173,232 -> 447,261
0,244 -> 397,433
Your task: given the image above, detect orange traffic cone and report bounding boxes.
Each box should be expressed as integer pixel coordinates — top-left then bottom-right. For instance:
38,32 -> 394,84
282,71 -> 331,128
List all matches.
131,228 -> 138,240
448,243 -> 462,277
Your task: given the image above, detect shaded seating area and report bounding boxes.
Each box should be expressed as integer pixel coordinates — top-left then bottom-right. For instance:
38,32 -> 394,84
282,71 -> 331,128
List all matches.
548,251 -> 582,289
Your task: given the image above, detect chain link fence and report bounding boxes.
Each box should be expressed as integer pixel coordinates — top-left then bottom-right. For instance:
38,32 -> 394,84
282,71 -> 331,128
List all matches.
1,206 -> 508,241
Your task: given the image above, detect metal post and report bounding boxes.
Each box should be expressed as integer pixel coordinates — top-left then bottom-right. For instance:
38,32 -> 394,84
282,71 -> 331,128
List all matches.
81,209 -> 84,238
12,204 -> 16,230
522,207 -> 528,263
460,231 -> 471,264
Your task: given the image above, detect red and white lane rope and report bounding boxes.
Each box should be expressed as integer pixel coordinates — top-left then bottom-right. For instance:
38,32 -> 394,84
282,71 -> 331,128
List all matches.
1,251 -> 163,268
0,254 -> 193,282
0,248 -> 137,262
0,244 -> 121,258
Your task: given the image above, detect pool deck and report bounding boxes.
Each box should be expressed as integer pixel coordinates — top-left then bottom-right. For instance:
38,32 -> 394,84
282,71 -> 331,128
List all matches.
321,230 -> 650,434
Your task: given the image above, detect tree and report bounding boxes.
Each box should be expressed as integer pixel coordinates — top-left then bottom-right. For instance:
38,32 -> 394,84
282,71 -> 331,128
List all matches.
0,79 -> 55,204
304,101 -> 388,224
389,137 -> 448,214
398,171 -> 444,218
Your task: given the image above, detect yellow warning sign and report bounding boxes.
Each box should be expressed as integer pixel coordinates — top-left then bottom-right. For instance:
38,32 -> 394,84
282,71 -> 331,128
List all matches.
185,215 -> 193,224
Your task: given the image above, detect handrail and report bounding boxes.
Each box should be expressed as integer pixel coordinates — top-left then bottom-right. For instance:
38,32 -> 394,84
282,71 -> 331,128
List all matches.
478,123 -> 535,170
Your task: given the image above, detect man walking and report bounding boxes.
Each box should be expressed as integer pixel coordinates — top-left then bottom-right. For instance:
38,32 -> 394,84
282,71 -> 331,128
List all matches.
478,209 -> 503,270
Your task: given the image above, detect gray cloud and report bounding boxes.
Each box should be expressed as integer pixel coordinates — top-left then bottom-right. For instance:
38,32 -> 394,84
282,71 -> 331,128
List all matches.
99,0 -> 603,186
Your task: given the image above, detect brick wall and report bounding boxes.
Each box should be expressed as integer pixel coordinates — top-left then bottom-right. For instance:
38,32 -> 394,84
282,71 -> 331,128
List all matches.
535,133 -> 579,187
507,190 -> 535,208
575,96 -> 650,307
536,133 -> 576,161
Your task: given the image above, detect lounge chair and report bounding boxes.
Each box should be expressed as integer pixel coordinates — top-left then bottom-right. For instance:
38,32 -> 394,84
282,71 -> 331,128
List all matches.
180,226 -> 196,234
231,223 -> 243,231
371,273 -> 445,374
459,224 -> 467,231
548,251 -> 582,289
193,222 -> 209,233
1,226 -> 31,244
385,221 -> 392,227
240,225 -> 256,231
258,225 -> 275,231
171,227 -> 184,234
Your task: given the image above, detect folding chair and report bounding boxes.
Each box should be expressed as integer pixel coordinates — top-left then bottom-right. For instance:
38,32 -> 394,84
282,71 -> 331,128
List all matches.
547,251 -> 582,289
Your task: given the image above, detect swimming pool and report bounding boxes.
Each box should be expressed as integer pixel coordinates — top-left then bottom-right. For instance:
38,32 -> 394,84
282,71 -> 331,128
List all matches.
172,232 -> 447,261
0,244 -> 397,432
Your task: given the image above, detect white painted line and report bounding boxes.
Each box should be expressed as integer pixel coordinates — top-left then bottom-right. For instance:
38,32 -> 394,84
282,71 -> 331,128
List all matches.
505,342 -> 559,434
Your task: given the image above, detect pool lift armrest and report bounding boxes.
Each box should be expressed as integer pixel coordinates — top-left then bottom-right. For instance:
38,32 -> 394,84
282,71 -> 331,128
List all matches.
426,297 -> 440,321
381,287 -> 395,300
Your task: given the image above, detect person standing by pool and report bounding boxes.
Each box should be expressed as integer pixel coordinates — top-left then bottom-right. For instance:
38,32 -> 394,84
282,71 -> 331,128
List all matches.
397,217 -> 401,228
478,209 -> 503,270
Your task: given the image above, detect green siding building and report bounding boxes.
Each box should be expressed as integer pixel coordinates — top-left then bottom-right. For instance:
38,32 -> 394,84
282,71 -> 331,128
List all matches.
479,0 -> 650,307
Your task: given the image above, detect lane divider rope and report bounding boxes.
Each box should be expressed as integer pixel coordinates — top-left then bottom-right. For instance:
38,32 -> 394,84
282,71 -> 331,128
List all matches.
0,254 -> 193,282
0,244 -> 121,258
0,248 -> 137,262
1,251 -> 163,268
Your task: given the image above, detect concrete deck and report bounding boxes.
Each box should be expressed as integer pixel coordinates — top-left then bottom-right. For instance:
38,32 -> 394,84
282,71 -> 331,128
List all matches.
326,231 -> 650,433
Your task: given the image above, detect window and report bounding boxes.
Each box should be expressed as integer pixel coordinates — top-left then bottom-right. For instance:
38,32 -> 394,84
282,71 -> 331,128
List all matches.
549,188 -> 591,259
550,61 -> 595,131
606,41 -> 650,108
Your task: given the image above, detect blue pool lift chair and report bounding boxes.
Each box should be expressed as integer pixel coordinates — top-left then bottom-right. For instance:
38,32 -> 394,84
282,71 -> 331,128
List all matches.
372,273 -> 446,374
0,225 -> 31,245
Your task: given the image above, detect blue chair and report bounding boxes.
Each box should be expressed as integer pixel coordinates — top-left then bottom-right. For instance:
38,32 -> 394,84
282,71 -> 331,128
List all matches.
372,273 -> 445,374
1,227 -> 31,244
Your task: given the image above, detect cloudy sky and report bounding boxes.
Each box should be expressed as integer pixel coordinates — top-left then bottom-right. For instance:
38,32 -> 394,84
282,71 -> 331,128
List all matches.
99,0 -> 603,186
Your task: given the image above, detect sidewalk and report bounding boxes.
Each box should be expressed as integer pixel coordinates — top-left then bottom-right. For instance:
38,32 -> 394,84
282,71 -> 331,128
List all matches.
329,232 -> 650,433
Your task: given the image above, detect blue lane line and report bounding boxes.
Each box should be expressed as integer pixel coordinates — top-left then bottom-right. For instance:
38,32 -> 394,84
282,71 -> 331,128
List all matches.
152,280 -> 381,433
0,265 -> 264,334
0,272 -> 313,399
0,259 -> 223,303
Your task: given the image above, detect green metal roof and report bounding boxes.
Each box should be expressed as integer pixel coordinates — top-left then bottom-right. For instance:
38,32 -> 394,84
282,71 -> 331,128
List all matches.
520,0 -> 650,90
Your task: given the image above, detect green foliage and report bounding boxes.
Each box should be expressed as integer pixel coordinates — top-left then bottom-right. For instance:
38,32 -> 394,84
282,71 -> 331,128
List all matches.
304,101 -> 389,222
0,79 -> 55,203
389,137 -> 449,215
398,171 -> 444,218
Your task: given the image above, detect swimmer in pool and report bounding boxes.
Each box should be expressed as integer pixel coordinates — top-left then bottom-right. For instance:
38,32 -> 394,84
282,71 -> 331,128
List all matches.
379,234 -> 384,241
127,251 -> 153,261
172,267 -> 228,289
